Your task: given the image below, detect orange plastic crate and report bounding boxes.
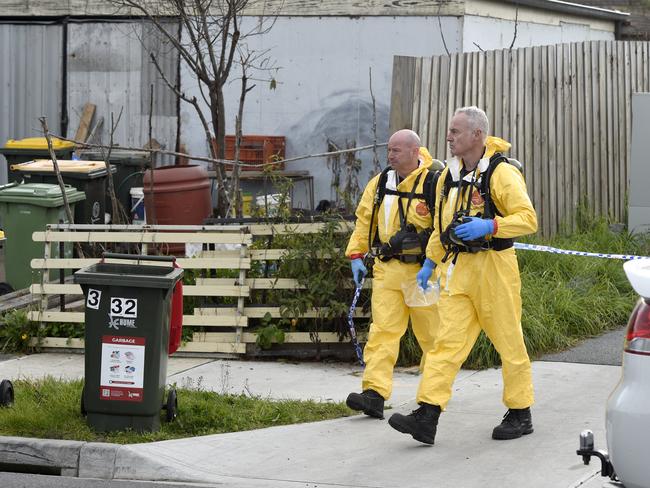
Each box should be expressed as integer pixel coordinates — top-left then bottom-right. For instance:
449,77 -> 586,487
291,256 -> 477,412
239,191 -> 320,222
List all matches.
213,135 -> 285,171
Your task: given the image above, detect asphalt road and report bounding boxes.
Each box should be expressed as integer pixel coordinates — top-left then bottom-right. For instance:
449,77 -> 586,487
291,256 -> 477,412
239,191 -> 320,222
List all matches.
539,326 -> 626,366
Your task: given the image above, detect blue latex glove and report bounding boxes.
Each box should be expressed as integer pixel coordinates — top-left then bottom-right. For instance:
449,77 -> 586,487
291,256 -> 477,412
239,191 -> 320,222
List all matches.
350,258 -> 367,287
416,258 -> 436,290
454,217 -> 495,241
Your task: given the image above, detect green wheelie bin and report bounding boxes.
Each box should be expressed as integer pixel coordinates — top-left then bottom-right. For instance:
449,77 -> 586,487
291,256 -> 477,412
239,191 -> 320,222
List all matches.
0,183 -> 85,290
74,253 -> 183,432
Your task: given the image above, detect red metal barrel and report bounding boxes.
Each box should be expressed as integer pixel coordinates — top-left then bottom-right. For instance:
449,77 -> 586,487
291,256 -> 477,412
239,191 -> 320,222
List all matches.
143,165 -> 212,255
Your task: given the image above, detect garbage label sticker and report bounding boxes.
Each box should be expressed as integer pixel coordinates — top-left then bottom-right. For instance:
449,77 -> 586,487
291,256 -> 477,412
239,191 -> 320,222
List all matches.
100,335 -> 145,402
86,289 -> 101,310
110,297 -> 138,318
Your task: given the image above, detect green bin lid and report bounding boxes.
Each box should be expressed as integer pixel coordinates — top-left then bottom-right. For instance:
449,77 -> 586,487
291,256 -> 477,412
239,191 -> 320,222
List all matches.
0,183 -> 86,207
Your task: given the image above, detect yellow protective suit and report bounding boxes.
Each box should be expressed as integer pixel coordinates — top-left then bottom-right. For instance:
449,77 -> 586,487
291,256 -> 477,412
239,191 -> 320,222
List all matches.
417,137 -> 537,410
346,147 -> 440,400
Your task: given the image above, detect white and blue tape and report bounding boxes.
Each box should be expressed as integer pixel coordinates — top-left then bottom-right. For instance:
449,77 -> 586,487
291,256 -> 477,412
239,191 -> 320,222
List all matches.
514,242 -> 649,261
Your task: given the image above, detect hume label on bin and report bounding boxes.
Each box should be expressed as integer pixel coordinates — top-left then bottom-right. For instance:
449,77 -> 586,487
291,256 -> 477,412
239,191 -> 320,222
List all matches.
100,335 -> 146,402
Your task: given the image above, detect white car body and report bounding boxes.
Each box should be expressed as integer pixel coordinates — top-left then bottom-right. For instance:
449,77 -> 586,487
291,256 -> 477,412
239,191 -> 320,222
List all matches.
606,259 -> 650,488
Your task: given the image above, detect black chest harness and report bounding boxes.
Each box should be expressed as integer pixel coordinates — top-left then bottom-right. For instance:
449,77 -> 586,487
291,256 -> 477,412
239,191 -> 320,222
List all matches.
439,152 -> 517,263
367,167 -> 441,265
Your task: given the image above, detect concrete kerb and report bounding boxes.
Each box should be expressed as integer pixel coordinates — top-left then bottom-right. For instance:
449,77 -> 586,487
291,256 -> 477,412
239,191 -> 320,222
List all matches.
0,436 -> 199,482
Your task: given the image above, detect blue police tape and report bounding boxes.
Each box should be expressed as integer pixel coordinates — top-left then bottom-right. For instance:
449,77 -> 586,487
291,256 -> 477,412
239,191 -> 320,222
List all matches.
514,242 -> 650,261
347,278 -> 366,366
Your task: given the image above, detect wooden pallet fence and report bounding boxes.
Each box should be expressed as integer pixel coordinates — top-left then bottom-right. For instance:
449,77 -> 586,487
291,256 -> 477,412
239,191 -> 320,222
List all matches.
29,222 -> 368,356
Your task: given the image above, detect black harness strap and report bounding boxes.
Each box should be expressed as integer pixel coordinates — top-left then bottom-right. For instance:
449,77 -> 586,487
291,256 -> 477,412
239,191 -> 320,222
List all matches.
438,153 -> 518,258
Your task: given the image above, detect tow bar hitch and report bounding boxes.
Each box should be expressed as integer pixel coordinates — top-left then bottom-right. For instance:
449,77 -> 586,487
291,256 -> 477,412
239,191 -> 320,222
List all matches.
576,430 -> 617,480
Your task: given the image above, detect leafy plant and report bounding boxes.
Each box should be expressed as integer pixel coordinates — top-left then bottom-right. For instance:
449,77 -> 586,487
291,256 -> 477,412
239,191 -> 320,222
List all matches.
255,312 -> 286,349
0,309 -> 40,353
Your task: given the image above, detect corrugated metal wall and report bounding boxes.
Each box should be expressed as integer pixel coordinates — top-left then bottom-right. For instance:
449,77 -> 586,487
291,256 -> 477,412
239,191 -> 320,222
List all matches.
0,19 -> 179,184
67,20 -> 179,165
0,23 -> 63,183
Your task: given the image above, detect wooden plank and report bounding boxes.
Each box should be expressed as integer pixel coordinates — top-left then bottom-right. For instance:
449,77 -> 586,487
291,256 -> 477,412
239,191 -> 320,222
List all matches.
546,45 -> 557,236
555,44 -> 566,232
594,41 -> 605,217
389,56 -> 416,132
425,56 -> 443,152
30,282 -> 251,298
29,311 -> 84,323
523,47 -> 534,204
27,310 -> 248,327
193,332 -> 367,344
615,42 -> 624,224
193,307 -> 371,319
532,46 -> 543,230
418,56 -> 433,147
437,55 -> 451,159
247,222 -> 354,236
485,50 -> 495,132
30,337 -> 85,349
32,257 -> 251,270
411,57 -> 423,131
195,277 -> 303,289
74,103 -> 96,143
623,42 -> 632,212
498,49 -> 508,141
31,337 -> 247,355
178,342 -> 246,354
182,315 -> 248,327
575,42 -> 586,227
0,0 -> 467,17
540,45 -> 551,236
584,42 -> 595,216
605,41 -> 615,221
447,53 -> 458,127
473,52 -> 486,109
558,44 -> 577,231
33,231 -> 252,245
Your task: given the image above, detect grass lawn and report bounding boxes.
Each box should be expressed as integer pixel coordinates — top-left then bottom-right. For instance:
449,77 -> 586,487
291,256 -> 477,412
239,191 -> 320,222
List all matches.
0,377 -> 353,444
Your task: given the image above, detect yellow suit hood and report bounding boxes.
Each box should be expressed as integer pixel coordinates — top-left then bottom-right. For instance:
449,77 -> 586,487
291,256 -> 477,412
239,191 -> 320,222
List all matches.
484,136 -> 511,158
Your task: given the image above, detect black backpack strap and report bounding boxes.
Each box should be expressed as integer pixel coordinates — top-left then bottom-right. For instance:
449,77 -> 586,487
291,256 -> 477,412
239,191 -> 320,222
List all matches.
422,169 -> 441,221
367,167 -> 391,252
480,152 -> 516,250
480,152 -> 511,219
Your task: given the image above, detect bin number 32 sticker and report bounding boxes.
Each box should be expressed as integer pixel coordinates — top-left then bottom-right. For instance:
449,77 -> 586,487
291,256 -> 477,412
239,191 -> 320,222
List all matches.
110,297 -> 138,318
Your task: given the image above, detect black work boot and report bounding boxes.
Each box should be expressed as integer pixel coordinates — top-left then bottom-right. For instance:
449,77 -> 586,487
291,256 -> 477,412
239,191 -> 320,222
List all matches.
388,403 -> 441,445
346,389 -> 384,419
492,407 -> 534,440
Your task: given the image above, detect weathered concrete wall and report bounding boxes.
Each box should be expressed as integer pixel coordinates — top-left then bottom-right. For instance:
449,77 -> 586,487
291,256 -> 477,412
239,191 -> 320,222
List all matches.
179,15 -> 463,208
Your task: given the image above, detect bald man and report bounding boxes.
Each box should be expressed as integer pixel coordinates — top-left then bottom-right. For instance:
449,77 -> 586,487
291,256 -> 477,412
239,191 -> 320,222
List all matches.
344,129 -> 441,420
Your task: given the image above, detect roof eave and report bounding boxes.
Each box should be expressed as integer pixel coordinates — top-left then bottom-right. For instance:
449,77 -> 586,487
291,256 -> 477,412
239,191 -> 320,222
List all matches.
501,0 -> 629,22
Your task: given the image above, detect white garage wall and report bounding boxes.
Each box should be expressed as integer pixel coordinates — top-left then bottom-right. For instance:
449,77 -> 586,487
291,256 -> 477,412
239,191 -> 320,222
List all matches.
180,16 -> 462,207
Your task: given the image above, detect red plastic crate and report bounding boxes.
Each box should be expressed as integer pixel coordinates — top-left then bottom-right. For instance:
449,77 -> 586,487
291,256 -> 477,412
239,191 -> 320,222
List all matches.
213,135 -> 285,171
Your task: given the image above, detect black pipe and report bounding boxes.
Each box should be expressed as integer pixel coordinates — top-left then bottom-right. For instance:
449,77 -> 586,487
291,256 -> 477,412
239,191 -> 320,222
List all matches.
60,16 -> 69,137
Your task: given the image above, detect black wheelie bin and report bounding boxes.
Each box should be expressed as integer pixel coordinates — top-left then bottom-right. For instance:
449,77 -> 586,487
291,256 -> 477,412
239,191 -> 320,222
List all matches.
74,253 -> 183,432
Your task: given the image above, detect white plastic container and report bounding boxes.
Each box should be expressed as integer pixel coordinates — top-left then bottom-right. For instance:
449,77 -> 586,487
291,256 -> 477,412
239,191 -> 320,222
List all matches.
130,187 -> 146,224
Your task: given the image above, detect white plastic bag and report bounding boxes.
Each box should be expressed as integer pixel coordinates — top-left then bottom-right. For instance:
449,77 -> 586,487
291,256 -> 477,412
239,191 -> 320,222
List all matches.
401,279 -> 440,307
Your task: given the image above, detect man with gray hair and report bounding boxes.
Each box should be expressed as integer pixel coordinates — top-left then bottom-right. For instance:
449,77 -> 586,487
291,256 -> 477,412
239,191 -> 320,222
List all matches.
388,106 -> 538,445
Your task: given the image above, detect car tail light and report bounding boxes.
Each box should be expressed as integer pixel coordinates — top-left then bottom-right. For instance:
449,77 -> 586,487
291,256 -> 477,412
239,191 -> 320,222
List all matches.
625,298 -> 650,355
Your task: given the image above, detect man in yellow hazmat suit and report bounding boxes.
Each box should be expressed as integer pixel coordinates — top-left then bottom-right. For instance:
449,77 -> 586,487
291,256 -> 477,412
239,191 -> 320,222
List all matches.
345,129 -> 441,419
388,107 -> 538,444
